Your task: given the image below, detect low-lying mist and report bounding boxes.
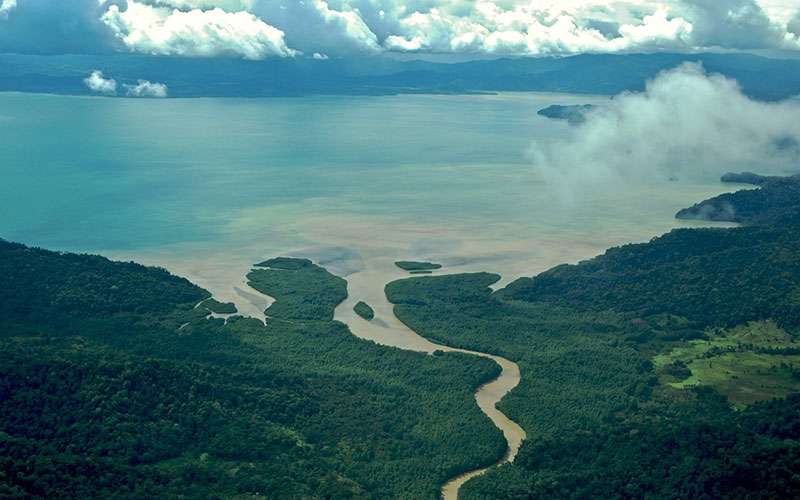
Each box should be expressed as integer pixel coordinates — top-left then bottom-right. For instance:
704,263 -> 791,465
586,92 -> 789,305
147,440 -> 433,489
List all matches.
530,63 -> 800,197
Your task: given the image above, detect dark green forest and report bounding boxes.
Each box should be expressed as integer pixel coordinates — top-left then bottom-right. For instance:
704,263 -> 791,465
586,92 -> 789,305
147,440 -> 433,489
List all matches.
0,245 -> 505,498
354,302 -> 375,321
386,174 -> 800,498
676,173 -> 800,225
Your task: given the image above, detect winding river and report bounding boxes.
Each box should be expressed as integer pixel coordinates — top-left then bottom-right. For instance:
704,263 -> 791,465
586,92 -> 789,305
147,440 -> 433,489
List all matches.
331,257 -> 526,499
184,254 -> 528,498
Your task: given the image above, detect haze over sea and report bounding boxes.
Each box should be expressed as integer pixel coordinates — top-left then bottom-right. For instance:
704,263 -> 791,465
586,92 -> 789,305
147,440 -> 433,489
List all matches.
0,91 -> 732,317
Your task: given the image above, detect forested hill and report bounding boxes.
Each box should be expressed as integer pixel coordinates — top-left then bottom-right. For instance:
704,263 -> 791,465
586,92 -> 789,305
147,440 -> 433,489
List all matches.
676,173 -> 800,225
503,173 -> 800,329
2,52 -> 799,100
0,243 -> 505,498
386,174 -> 800,498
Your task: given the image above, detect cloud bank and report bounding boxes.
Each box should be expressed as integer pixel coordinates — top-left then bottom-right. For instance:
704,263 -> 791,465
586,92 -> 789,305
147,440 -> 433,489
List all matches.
84,70 -> 118,95
382,3 -> 694,54
2,1 -> 800,58
529,63 -> 800,196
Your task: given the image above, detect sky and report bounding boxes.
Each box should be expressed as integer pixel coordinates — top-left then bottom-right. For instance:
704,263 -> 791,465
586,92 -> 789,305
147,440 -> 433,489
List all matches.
0,0 -> 799,60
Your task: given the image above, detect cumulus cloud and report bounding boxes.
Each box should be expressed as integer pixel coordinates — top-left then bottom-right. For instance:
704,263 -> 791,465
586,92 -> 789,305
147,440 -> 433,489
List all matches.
788,11 -> 800,37
101,1 -> 298,59
124,79 -> 169,97
529,63 -> 800,195
376,0 -> 800,55
250,0 -> 380,56
84,69 -> 169,97
680,0 -> 785,50
0,0 -> 16,19
385,3 -> 694,54
84,70 -> 118,95
3,0 -> 800,57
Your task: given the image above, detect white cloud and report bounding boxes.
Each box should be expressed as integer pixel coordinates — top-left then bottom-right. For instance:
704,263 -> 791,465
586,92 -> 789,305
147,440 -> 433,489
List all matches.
0,0 -> 16,19
529,63 -> 800,197
84,70 -> 118,95
84,69 -> 169,98
372,0 -> 800,54
384,2 -> 694,55
124,79 -> 169,97
5,0 -> 800,57
137,0 -> 254,10
312,0 -> 380,51
680,0 -> 785,50
756,0 -> 800,25
101,1 -> 298,59
250,0 -> 381,55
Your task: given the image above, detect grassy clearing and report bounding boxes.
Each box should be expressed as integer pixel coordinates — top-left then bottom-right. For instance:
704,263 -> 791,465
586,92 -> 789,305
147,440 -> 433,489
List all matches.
654,321 -> 800,407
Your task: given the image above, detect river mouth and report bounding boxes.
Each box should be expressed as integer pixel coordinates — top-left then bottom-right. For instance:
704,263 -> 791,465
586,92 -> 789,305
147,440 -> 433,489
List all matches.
139,248 -> 528,497
102,181 -> 739,498
330,256 -> 527,499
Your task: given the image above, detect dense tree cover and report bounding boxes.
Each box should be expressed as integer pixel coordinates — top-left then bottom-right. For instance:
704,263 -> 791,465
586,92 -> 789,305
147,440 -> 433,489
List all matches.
465,391 -> 800,499
676,174 -> 800,225
501,223 -> 800,329
0,240 -> 209,335
386,175 -> 800,498
247,260 -> 347,321
387,274 -> 652,440
388,273 -> 800,498
719,171 -> 778,185
199,297 -> 237,314
0,243 -> 505,498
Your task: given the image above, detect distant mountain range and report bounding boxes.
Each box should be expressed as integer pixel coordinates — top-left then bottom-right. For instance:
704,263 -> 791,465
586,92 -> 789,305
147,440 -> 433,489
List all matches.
1,52 -> 799,100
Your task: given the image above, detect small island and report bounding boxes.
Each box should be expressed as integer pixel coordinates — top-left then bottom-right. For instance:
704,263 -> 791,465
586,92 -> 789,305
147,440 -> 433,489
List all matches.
254,257 -> 313,270
200,297 -> 237,314
537,104 -> 597,124
354,301 -> 375,320
395,261 -> 442,272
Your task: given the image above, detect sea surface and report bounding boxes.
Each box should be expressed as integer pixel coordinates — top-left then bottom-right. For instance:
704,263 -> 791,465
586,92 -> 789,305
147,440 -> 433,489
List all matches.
0,91 -> 733,315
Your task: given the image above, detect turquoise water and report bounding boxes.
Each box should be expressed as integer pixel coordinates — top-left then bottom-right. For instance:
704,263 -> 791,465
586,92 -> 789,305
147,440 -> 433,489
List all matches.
0,92 -> 569,251
0,92 -> 733,305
